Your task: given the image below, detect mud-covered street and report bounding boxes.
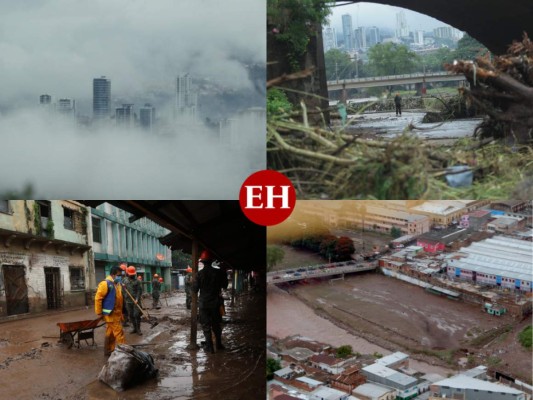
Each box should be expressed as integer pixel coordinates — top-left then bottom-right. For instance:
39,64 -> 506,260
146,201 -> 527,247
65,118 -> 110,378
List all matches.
268,273 -> 532,382
0,289 -> 265,400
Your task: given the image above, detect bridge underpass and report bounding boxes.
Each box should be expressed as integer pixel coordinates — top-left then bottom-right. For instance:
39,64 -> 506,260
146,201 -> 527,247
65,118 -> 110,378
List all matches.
267,0 -> 533,118
267,260 -> 377,284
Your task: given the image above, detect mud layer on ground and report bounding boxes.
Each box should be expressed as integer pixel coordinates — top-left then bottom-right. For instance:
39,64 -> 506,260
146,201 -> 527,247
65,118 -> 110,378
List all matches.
269,274 -> 531,382
0,289 -> 265,400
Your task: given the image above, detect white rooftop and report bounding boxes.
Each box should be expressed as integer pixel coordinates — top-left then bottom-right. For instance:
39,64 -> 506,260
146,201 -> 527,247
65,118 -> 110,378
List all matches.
275,366 -> 295,377
362,363 -> 417,387
310,386 -> 350,400
375,352 -> 409,367
353,382 -> 395,397
434,374 -> 524,394
412,201 -> 466,216
296,376 -> 323,387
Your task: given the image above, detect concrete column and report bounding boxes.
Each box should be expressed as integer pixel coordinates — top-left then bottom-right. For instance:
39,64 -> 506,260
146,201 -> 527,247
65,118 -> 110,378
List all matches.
188,240 -> 199,350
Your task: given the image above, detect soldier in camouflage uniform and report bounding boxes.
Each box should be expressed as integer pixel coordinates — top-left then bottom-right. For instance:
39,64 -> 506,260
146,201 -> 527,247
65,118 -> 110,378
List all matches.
124,265 -> 143,335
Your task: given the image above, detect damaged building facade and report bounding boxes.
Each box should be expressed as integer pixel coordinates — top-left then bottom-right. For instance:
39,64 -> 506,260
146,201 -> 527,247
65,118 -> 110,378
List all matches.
0,200 -> 92,318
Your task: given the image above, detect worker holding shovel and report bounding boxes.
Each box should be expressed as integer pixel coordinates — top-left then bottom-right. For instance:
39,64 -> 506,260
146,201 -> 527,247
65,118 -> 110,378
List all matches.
124,266 -> 143,336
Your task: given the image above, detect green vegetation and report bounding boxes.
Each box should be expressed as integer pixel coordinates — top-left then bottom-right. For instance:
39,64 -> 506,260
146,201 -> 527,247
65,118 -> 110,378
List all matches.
454,34 -> 490,60
336,345 -> 353,358
171,249 -> 192,269
373,352 -> 383,359
46,219 -> 55,239
367,43 -> 419,76
267,0 -> 331,71
267,88 -> 292,118
267,245 -> 285,271
291,233 -> 354,261
518,326 -> 532,350
33,202 -> 42,236
266,358 -> 282,380
325,49 -> 361,80
390,227 -> 402,239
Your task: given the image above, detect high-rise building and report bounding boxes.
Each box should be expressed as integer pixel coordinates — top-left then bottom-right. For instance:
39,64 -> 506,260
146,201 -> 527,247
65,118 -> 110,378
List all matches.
140,103 -> 156,131
354,27 -> 367,50
396,10 -> 409,38
323,26 -> 337,52
57,98 -> 76,117
40,94 -> 51,105
176,74 -> 197,121
414,30 -> 425,46
342,14 -> 354,51
93,76 -> 111,120
433,26 -> 453,40
366,27 -> 380,48
115,104 -> 135,127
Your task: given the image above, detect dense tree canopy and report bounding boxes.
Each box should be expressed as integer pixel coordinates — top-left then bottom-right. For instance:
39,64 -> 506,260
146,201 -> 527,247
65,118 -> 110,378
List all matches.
367,43 -> 420,76
325,49 -> 357,80
454,34 -> 489,61
267,245 -> 285,271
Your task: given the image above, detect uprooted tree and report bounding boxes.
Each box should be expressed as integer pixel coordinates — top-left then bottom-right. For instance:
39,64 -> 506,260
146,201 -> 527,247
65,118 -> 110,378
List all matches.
446,33 -> 533,144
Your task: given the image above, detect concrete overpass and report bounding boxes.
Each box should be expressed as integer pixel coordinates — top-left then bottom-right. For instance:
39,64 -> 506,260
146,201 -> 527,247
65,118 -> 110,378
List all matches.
267,260 -> 377,284
327,72 -> 466,91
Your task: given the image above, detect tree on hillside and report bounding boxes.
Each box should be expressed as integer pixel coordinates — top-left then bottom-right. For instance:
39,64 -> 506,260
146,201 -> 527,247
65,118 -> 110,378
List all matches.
319,234 -> 338,261
421,47 -> 454,72
172,249 -> 192,269
267,245 -> 285,271
367,43 -> 420,77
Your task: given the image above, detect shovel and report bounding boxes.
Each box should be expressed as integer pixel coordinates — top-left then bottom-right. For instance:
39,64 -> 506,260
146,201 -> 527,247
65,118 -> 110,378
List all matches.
123,286 -> 159,329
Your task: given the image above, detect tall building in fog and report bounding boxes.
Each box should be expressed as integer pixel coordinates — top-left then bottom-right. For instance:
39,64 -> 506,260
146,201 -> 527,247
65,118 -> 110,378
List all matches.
140,103 -> 156,131
414,30 -> 425,46
57,98 -> 76,118
342,14 -> 354,51
323,25 -> 337,52
176,74 -> 197,121
40,94 -> 51,105
354,27 -> 366,50
396,10 -> 409,38
366,27 -> 380,47
115,104 -> 135,127
93,76 -> 111,120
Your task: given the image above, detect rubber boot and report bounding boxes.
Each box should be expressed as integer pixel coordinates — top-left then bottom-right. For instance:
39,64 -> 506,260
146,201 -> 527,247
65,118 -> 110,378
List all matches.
104,335 -> 112,356
203,330 -> 214,353
213,326 -> 225,350
136,320 -> 143,336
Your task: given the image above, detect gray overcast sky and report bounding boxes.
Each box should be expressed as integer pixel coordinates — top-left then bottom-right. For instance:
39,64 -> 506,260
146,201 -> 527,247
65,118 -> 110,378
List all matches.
0,0 -> 265,110
329,2 -> 452,32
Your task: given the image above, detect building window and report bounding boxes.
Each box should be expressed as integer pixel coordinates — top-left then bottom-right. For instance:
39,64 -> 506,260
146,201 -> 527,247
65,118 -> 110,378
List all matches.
0,200 -> 9,214
64,208 -> 74,230
92,217 -> 102,243
69,267 -> 85,290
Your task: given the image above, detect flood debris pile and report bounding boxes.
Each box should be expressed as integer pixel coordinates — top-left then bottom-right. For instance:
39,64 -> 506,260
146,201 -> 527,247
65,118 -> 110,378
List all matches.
446,33 -> 533,144
98,344 -> 158,392
268,106 -> 532,199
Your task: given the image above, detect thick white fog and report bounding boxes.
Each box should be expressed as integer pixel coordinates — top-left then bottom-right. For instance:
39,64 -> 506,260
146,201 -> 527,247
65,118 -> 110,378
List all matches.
0,0 -> 266,199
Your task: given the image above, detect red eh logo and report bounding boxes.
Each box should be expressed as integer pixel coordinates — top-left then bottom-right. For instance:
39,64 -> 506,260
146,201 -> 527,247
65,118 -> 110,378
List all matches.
239,170 -> 296,226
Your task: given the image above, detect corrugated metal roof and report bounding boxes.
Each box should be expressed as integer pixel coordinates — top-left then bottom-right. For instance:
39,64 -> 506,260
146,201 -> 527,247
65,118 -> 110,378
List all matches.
434,375 -> 524,394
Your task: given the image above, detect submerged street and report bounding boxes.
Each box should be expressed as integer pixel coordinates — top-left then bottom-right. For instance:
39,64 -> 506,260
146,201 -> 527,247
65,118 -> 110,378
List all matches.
0,289 -> 265,400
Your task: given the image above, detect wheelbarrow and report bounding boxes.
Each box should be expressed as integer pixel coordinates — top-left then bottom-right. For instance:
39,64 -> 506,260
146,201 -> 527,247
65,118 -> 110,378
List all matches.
57,317 -> 105,349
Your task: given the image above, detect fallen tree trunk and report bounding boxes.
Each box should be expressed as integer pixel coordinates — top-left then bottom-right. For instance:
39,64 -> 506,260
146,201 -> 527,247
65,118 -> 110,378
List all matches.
446,33 -> 533,144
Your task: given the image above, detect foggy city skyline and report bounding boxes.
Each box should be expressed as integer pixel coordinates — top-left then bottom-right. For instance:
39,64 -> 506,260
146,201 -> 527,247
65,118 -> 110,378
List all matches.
0,0 -> 266,199
328,2 -> 455,33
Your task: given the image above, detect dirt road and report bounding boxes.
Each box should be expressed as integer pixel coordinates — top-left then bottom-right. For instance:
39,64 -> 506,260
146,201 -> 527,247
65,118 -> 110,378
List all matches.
0,289 -> 265,400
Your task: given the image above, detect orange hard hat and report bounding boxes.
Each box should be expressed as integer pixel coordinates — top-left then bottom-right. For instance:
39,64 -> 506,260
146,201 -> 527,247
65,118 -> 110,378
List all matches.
120,263 -> 127,271
186,267 -> 193,273
154,273 -> 159,278
199,250 -> 212,260
159,277 -> 163,282
127,266 -> 136,276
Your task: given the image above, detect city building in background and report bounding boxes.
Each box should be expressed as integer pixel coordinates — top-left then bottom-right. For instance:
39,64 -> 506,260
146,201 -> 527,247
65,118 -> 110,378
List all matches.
140,103 -> 156,131
57,98 -> 76,118
366,26 -> 380,47
115,103 -> 135,128
354,26 -> 367,50
323,25 -> 337,52
395,10 -> 409,39
90,202 -> 172,294
341,14 -> 355,51
92,76 -> 111,120
176,74 -> 198,121
39,94 -> 51,105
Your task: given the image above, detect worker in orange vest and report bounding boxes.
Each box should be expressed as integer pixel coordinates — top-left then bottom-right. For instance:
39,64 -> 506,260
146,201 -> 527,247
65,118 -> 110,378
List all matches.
95,266 -> 126,356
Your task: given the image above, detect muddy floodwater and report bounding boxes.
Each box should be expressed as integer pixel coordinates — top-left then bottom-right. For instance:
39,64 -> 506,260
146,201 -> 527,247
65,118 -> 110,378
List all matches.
268,274 -> 532,381
0,289 -> 264,400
